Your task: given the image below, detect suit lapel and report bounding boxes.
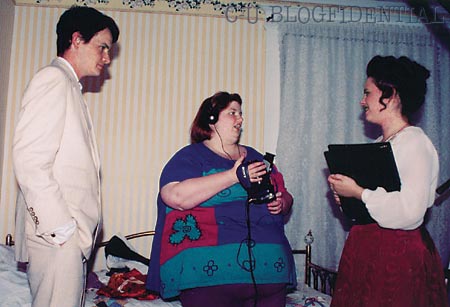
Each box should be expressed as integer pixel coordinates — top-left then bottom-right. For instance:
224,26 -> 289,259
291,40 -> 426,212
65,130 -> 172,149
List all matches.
51,58 -> 101,173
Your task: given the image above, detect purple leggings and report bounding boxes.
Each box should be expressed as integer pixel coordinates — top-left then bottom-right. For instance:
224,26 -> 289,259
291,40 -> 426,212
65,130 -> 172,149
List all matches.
179,283 -> 287,307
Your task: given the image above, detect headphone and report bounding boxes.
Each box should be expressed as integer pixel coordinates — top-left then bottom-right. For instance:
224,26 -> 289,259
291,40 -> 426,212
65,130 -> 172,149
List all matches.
207,101 -> 220,125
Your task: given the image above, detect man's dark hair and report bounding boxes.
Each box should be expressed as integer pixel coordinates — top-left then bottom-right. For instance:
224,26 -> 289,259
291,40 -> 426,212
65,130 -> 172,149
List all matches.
56,6 -> 119,56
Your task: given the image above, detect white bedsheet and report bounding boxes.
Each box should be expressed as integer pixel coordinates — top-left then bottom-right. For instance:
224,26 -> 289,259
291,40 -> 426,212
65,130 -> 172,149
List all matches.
0,244 -> 331,307
0,245 -> 31,307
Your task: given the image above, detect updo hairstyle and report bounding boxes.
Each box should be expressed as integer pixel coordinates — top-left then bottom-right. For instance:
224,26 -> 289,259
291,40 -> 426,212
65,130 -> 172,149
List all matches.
366,55 -> 430,119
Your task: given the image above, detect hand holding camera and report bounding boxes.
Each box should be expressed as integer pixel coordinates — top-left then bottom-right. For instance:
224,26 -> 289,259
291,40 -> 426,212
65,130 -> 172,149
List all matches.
245,161 -> 267,183
236,153 -> 277,204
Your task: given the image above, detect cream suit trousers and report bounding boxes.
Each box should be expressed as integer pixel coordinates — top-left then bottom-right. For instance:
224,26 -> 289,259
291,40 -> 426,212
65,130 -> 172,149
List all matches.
26,232 -> 86,307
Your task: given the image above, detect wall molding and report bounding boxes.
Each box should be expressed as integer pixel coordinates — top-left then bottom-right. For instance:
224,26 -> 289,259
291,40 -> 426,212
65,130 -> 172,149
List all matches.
13,0 -> 265,19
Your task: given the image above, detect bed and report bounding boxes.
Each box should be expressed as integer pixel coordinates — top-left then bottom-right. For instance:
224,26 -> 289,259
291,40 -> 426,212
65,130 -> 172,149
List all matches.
1,230 -> 335,307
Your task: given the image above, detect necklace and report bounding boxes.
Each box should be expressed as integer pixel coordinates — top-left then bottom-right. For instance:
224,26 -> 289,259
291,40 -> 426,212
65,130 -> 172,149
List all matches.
205,140 -> 241,160
209,125 -> 242,160
221,143 -> 241,160
382,123 -> 410,142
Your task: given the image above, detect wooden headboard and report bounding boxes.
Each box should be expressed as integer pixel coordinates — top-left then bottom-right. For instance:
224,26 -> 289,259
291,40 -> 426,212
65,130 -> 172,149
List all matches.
97,230 -> 156,247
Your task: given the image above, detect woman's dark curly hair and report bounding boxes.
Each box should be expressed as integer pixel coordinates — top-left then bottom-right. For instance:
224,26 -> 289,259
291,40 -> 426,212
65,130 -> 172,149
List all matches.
190,91 -> 242,144
366,55 -> 430,120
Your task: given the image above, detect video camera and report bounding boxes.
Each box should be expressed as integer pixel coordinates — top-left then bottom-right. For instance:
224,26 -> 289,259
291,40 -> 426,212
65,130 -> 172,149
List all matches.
236,152 -> 276,204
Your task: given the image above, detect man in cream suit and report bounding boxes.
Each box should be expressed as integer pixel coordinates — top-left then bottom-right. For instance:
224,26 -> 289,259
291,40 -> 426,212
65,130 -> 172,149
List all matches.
12,6 -> 119,307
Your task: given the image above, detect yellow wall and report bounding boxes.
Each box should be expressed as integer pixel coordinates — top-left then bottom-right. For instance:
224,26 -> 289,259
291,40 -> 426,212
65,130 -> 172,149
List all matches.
0,0 -> 15,206
0,5 -> 266,269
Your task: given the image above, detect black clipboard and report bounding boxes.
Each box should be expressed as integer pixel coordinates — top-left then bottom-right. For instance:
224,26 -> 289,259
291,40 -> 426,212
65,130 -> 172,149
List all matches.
324,142 -> 401,224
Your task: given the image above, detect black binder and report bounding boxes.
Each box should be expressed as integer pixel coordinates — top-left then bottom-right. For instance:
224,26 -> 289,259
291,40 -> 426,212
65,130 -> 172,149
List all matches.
324,142 -> 401,224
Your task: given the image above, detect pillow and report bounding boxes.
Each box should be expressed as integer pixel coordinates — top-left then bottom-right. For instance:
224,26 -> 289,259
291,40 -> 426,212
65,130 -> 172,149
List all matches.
105,234 -> 149,275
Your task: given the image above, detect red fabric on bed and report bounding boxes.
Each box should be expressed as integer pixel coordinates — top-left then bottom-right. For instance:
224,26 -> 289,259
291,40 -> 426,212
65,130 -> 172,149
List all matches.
97,269 -> 159,300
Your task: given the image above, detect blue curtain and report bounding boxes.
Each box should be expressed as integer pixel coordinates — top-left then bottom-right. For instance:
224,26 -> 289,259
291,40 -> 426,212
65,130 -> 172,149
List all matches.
274,22 -> 450,276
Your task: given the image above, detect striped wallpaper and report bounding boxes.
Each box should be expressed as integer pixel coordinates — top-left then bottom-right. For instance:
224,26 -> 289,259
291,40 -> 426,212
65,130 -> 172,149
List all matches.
0,5 -> 267,269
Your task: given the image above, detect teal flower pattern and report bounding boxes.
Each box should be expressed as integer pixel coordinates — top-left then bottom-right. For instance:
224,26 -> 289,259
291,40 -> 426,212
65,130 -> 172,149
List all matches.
274,257 -> 285,272
203,260 -> 219,276
169,214 -> 201,245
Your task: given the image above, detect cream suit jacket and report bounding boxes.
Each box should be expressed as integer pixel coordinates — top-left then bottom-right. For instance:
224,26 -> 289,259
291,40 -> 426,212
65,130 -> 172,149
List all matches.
13,57 -> 101,262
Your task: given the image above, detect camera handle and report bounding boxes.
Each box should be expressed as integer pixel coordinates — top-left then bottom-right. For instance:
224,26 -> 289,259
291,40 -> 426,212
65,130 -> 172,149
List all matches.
236,162 -> 253,189
236,152 -> 276,189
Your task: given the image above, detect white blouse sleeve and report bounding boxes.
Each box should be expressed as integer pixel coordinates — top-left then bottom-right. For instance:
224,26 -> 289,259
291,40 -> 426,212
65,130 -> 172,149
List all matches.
362,127 -> 439,230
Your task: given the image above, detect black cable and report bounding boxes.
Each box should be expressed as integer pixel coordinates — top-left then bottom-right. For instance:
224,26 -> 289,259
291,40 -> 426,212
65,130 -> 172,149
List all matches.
236,198 -> 258,307
213,124 -> 240,160
245,198 -> 258,307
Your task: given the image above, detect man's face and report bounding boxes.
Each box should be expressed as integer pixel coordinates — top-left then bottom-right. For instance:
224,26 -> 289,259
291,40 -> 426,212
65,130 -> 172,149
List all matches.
77,28 -> 113,78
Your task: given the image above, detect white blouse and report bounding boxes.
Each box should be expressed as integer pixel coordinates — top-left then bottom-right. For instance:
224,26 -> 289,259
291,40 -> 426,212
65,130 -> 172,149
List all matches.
362,126 -> 439,230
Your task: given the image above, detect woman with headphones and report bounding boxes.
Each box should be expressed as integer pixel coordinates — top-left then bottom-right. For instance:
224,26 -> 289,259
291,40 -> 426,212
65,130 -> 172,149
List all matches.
146,91 -> 295,307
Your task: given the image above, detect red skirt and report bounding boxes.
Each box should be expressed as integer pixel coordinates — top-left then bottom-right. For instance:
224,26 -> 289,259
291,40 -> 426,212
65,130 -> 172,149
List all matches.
331,223 -> 448,307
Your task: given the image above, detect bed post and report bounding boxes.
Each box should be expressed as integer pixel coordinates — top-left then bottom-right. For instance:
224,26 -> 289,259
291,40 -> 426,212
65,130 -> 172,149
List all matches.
5,234 -> 14,246
304,230 -> 314,285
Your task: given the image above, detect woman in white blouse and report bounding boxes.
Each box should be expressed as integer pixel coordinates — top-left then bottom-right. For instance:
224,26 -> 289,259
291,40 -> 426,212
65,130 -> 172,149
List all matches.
328,55 -> 448,307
